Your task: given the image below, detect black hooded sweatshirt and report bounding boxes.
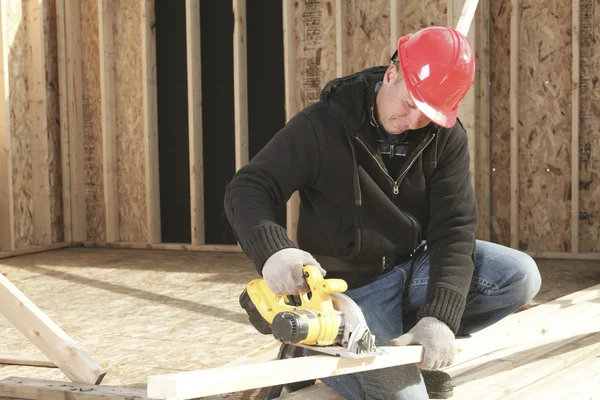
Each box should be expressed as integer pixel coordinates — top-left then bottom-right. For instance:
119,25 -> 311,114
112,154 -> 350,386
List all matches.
224,66 -> 478,333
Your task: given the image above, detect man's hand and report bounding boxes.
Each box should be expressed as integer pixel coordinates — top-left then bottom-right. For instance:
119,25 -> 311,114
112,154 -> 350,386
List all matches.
390,317 -> 456,370
262,248 -> 326,295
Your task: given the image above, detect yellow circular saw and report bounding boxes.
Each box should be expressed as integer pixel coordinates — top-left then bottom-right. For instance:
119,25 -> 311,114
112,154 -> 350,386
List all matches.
239,265 -> 385,359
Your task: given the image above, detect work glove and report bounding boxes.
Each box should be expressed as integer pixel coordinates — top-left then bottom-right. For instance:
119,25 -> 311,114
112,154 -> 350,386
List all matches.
390,317 -> 456,370
262,248 -> 326,295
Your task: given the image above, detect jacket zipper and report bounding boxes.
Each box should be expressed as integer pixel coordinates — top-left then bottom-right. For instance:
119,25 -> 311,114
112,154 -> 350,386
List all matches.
354,133 -> 435,247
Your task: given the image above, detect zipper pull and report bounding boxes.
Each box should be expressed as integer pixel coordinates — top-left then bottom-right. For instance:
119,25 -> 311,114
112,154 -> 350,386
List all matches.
389,142 -> 395,156
393,182 -> 399,194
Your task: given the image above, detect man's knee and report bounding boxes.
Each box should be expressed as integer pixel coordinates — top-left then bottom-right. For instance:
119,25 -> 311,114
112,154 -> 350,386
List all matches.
508,251 -> 542,306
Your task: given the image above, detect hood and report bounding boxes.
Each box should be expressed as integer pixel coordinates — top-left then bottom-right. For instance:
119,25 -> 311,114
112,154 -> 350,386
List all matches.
319,66 -> 388,135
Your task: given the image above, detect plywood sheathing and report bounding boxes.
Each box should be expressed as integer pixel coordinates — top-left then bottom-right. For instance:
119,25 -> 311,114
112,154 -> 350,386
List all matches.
518,0 -> 573,251
398,0 -> 447,35
344,0 -> 390,74
6,0 -> 33,248
114,0 -> 147,243
82,0 -> 105,242
43,0 -> 64,244
579,0 -> 600,252
490,1 -> 513,247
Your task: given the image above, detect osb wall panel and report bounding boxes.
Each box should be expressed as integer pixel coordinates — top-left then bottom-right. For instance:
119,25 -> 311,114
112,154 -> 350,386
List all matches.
81,0 -> 105,241
292,0 -> 337,113
114,0 -> 147,242
518,0 -> 572,251
345,0 -> 390,73
6,0 -> 33,248
399,0 -> 447,35
579,0 -> 600,252
44,0 -> 64,243
490,1 -> 511,246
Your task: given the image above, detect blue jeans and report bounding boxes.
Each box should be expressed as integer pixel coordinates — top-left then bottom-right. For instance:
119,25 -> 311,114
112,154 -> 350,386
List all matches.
318,240 -> 542,400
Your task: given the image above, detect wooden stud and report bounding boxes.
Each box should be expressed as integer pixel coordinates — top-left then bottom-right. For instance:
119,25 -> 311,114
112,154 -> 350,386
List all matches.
0,273 -> 106,384
0,0 -> 14,251
390,0 -> 402,52
81,241 -> 242,253
509,0 -> 520,249
335,0 -> 346,77
571,0 -> 580,254
98,0 -> 119,243
233,0 -> 249,170
64,0 -> 86,242
186,0 -> 205,246
27,0 -> 52,246
141,0 -> 161,243
455,0 -> 480,36
283,0 -> 300,244
0,353 -> 56,368
55,0 -> 72,243
525,251 -> 600,261
0,377 -> 151,400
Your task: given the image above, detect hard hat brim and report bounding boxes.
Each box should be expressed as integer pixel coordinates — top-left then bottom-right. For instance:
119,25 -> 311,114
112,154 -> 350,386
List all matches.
407,88 -> 458,129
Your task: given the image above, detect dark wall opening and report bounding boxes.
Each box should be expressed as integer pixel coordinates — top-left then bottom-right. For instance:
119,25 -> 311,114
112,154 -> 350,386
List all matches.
155,0 -> 191,243
154,1 -> 287,244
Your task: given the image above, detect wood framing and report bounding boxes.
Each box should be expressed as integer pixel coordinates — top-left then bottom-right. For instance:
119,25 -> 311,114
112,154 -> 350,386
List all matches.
56,0 -> 72,243
509,0 -> 520,248
571,0 -> 580,254
0,377 -> 150,400
99,0 -> 119,243
186,0 -> 205,246
390,0 -> 402,53
0,0 -> 14,251
0,242 -> 71,260
27,0 -> 52,246
233,0 -> 249,170
141,0 -> 161,244
0,354 -> 56,368
335,0 -> 346,77
81,241 -> 242,253
64,0 -> 87,242
0,273 -> 106,384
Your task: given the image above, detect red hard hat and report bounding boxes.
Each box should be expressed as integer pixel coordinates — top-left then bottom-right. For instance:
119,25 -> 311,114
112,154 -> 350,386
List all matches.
395,26 -> 475,129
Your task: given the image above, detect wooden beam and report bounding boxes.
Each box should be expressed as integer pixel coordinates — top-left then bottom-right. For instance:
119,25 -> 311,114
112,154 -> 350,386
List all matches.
147,346 -> 425,399
455,0 -> 479,36
64,0 -> 87,243
0,0 -> 14,251
0,242 -> 71,260
335,0 -> 346,77
81,241 -> 242,253
141,0 -> 161,244
0,377 -> 152,400
509,0 -> 520,249
283,0 -> 300,244
56,0 -> 72,243
390,0 -> 402,52
0,353 -> 56,368
27,0 -> 52,246
98,0 -> 119,243
185,0 -> 205,246
233,0 -> 249,170
571,0 -> 580,254
526,251 -> 600,261
0,273 -> 106,384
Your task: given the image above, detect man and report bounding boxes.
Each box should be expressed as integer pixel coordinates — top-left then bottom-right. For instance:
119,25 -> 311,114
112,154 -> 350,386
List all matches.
224,26 -> 541,399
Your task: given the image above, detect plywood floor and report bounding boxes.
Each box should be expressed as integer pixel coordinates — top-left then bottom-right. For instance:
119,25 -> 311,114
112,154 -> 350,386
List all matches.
0,248 -> 598,399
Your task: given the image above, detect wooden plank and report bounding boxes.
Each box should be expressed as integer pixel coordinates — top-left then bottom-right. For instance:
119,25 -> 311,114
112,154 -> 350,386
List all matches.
455,0 -> 479,36
81,241 -> 242,253
0,0 -> 14,251
509,0 -> 520,248
56,0 -> 72,244
141,0 -> 161,244
390,0 -> 401,53
283,0 -> 299,244
335,0 -> 346,77
525,251 -> 600,260
186,0 -> 205,246
0,273 -> 106,384
98,0 -> 119,243
64,0 -> 86,242
0,377 -> 152,400
27,0 -> 52,246
233,0 -> 248,170
147,346 -> 425,399
571,0 -> 580,254
0,242 -> 71,260
0,353 -> 56,368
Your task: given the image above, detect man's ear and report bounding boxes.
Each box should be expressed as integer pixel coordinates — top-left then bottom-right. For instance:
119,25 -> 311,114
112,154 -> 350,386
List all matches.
384,64 -> 399,84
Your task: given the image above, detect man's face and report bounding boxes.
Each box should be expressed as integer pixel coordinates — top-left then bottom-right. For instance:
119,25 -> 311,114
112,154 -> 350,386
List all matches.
375,64 -> 431,134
